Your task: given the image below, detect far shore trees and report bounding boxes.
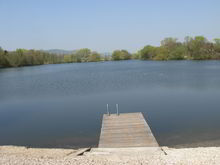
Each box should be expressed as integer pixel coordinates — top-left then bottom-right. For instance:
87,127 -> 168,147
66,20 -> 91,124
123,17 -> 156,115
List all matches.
0,48 -> 103,67
1,35 -> 220,68
213,38 -> 220,58
137,36 -> 220,61
112,50 -> 132,60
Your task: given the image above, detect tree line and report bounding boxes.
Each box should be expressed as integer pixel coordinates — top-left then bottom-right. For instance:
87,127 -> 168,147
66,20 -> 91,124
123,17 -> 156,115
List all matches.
1,36 -> 220,68
0,48 -> 106,67
136,36 -> 220,60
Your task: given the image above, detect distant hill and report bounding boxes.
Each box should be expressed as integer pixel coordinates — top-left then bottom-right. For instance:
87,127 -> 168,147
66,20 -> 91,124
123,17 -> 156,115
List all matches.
43,49 -> 77,55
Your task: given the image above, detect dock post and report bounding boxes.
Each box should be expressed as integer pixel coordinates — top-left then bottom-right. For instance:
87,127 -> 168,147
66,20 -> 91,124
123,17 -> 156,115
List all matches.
107,104 -> 110,116
116,104 -> 119,116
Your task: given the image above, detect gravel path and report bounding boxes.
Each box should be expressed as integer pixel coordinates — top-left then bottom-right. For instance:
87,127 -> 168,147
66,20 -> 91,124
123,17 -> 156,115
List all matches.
1,146 -> 220,165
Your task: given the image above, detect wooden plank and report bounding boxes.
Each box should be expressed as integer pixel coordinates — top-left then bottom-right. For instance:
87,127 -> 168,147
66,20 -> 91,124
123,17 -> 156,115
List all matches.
98,112 -> 159,148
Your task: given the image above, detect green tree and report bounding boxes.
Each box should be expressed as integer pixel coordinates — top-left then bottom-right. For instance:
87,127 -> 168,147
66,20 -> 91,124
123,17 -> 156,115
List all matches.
160,37 -> 186,60
0,47 -> 4,66
168,45 -> 186,60
184,36 -> 193,58
112,50 -> 121,60
161,37 -> 178,49
75,48 -> 91,62
190,36 -> 208,60
183,36 -> 209,59
153,47 -> 169,60
120,50 -> 131,60
214,38 -> 220,52
212,38 -> 220,59
131,53 -> 140,59
139,45 -> 156,60
88,52 -> 101,62
64,55 -> 72,63
111,50 -> 131,61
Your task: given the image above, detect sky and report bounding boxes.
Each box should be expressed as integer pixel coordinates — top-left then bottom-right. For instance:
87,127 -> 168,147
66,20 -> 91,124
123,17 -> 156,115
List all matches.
0,0 -> 220,53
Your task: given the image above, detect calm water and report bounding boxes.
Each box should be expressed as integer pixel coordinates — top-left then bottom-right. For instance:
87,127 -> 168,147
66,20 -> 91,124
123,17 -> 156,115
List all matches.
0,60 -> 220,148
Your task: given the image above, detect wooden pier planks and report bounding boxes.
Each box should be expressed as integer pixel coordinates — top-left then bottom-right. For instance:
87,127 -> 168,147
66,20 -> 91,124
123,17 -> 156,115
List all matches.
98,112 -> 158,148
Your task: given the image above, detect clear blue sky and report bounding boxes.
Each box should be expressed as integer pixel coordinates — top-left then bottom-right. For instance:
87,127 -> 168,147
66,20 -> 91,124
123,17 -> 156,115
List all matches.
0,0 -> 220,52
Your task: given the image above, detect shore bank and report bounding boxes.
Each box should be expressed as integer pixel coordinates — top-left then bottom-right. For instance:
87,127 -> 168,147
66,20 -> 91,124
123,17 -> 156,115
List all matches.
1,145 -> 220,165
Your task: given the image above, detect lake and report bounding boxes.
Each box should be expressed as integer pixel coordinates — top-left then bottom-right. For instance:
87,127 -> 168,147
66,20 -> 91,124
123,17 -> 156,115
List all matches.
0,60 -> 220,148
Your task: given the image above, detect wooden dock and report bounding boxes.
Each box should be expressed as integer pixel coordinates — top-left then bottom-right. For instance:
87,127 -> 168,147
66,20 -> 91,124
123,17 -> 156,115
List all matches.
98,112 -> 158,148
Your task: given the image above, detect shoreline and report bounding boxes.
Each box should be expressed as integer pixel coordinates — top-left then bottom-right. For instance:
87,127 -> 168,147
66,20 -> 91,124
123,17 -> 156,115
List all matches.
1,59 -> 220,69
1,145 -> 220,164
3,137 -> 220,150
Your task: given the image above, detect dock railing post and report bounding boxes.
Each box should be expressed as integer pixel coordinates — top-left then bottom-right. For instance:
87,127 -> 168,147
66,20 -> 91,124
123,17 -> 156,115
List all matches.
107,104 -> 110,116
116,104 -> 119,116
